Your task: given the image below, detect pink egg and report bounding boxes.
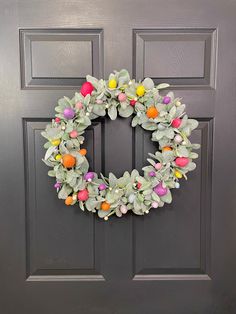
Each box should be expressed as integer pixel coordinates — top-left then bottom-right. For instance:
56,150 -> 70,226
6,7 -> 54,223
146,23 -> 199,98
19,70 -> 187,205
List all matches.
171,118 -> 182,128
80,82 -> 94,96
130,99 -> 136,106
69,130 -> 78,138
175,157 -> 189,167
78,189 -> 89,201
75,102 -> 83,109
151,201 -> 159,208
155,163 -> 162,170
55,117 -> 60,123
120,205 -> 128,214
118,93 -> 127,102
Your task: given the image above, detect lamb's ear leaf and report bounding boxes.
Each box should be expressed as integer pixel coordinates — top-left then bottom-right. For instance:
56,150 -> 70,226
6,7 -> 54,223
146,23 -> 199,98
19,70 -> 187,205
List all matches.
142,122 -> 158,131
118,105 -> 133,117
160,190 -> 172,204
44,146 -> 56,160
108,105 -> 117,120
156,83 -> 170,90
109,172 -> 117,187
98,209 -> 111,218
58,184 -> 72,199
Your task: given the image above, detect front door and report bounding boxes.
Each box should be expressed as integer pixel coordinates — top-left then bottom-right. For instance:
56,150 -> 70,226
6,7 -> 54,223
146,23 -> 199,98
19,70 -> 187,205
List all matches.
1,1 -> 236,313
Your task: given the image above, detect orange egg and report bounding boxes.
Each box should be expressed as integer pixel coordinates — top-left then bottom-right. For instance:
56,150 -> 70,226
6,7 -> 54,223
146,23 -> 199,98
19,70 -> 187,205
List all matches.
62,154 -> 76,168
146,106 -> 159,119
101,201 -> 111,211
65,196 -> 73,205
162,146 -> 172,152
79,148 -> 87,156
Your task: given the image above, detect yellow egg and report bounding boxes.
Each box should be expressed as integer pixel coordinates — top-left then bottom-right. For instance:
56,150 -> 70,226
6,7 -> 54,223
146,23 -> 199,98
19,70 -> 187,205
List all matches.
108,79 -> 117,89
55,154 -> 62,161
51,139 -> 60,146
136,85 -> 145,97
174,170 -> 183,179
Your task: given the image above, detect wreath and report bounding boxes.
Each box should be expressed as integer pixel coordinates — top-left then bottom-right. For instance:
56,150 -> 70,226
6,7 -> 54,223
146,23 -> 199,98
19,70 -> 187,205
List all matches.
42,69 -> 200,220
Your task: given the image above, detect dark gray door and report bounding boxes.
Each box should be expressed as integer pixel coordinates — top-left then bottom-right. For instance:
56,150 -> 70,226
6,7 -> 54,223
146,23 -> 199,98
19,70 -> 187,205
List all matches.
1,1 -> 236,313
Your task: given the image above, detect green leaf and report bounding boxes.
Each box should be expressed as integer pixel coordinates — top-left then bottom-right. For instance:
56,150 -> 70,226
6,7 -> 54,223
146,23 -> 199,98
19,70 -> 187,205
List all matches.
118,105 -> 134,117
160,190 -> 172,203
108,105 -> 117,120
44,146 -> 56,160
109,173 -> 117,187
142,122 -> 158,131
156,83 -> 170,90
58,184 -> 72,199
143,77 -> 154,90
93,104 -> 106,116
48,170 -> 56,177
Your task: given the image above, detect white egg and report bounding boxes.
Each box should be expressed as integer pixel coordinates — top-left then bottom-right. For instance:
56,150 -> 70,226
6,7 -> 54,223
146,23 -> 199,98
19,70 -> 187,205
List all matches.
175,182 -> 180,189
174,134 -> 183,144
120,205 -> 128,214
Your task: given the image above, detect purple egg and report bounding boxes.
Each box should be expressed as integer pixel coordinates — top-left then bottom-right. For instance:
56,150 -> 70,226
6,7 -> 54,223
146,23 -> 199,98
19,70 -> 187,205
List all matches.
163,96 -> 171,104
63,108 -> 75,119
54,182 -> 61,189
153,182 -> 168,196
84,172 -> 95,181
99,183 -> 107,191
148,171 -> 156,177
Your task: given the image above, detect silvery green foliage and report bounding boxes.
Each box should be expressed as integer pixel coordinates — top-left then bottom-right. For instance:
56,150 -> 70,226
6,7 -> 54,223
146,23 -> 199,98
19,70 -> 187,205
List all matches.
42,69 -> 200,219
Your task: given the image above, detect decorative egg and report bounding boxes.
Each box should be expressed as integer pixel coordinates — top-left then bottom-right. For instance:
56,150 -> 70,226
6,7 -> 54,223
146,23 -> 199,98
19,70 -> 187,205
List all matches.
155,163 -> 162,170
55,154 -> 62,161
75,102 -> 83,109
128,194 -> 135,203
153,182 -> 168,196
171,118 -> 182,128
163,96 -> 171,104
118,93 -> 127,102
101,201 -> 111,211
84,172 -> 95,181
175,157 -> 189,167
69,130 -> 78,138
174,134 -> 183,144
63,108 -> 75,120
79,148 -> 87,156
120,205 -> 128,214
151,201 -> 159,208
175,182 -> 180,188
136,85 -> 145,97
174,170 -> 183,179
99,183 -> 107,191
108,79 -> 117,89
65,196 -> 73,206
146,106 -> 159,119
78,189 -> 89,201
54,182 -> 61,189
162,146 -> 172,152
148,171 -> 156,177
55,117 -> 60,123
130,99 -> 137,106
51,139 -> 60,146
137,182 -> 142,189
80,82 -> 94,96
62,154 -> 76,168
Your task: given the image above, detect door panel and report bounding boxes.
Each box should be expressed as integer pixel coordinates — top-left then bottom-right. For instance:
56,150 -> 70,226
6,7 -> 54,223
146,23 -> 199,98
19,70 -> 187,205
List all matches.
1,0 -> 236,313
